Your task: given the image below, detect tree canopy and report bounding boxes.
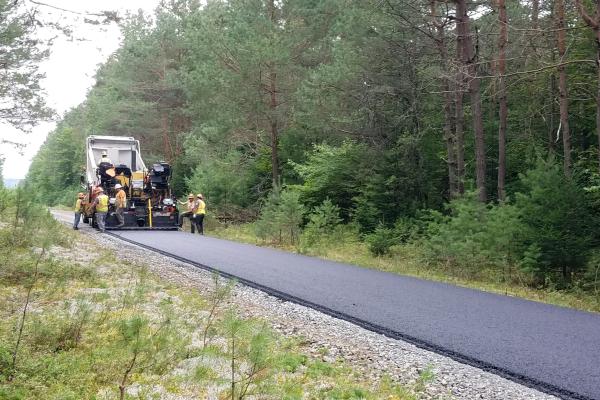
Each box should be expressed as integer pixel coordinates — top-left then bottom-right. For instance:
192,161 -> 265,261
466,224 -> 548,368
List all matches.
25,0 -> 600,287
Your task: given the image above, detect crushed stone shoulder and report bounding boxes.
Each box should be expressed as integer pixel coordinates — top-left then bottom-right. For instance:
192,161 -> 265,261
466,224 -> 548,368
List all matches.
66,224 -> 558,400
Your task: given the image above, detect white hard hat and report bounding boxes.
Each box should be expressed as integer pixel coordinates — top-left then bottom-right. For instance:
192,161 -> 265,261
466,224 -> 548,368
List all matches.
101,151 -> 108,156
115,184 -> 122,189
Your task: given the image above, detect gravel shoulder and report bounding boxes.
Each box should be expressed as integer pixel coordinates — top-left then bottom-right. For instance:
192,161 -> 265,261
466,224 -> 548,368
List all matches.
55,210 -> 558,400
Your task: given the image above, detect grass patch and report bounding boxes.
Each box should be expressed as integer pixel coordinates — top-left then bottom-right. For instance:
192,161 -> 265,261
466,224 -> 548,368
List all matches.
1,200 -> 426,399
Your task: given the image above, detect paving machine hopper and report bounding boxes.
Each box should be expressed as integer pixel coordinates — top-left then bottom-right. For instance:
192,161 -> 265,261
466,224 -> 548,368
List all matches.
82,135 -> 179,230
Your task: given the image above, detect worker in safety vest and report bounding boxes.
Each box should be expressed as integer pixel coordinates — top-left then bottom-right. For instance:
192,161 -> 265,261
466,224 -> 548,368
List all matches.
73,192 -> 85,230
193,193 -> 206,235
92,187 -> 109,232
177,193 -> 196,231
114,183 -> 127,228
98,151 -> 112,166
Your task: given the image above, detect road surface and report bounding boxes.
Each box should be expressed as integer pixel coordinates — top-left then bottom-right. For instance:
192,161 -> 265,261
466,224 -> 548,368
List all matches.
56,211 -> 600,400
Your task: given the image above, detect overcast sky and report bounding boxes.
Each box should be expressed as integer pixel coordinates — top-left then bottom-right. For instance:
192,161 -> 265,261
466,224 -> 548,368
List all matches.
0,0 -> 161,180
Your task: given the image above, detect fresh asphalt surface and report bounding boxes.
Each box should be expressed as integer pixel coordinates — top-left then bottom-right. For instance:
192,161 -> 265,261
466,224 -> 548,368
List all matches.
104,228 -> 600,399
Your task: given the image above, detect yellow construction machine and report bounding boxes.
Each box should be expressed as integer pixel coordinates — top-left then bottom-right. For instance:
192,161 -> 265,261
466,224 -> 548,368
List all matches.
81,135 -> 179,230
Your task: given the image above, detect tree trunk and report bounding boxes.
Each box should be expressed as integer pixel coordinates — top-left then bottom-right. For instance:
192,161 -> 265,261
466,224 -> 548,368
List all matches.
532,0 -> 539,29
455,5 -> 466,195
497,0 -> 508,201
431,0 -> 458,198
267,0 -> 280,188
596,26 -> 600,172
457,0 -> 487,201
161,111 -> 173,163
268,66 -> 279,188
556,0 -> 572,177
574,0 -> 600,172
548,72 -> 557,151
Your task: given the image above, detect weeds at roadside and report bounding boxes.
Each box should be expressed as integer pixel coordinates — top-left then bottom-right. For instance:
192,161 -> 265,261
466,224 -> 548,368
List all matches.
0,194 -> 431,399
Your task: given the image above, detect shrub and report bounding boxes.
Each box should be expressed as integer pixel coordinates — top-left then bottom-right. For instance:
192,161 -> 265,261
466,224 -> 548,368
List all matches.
515,159 -> 598,285
301,199 -> 342,247
291,141 -> 369,219
255,188 -> 305,245
422,191 -> 524,274
365,224 -> 397,256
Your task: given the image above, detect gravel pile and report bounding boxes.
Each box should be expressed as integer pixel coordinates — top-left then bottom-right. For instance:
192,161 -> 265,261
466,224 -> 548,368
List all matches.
56,211 -> 556,400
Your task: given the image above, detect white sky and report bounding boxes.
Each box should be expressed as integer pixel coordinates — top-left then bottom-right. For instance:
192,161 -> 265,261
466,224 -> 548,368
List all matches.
0,0 -> 162,180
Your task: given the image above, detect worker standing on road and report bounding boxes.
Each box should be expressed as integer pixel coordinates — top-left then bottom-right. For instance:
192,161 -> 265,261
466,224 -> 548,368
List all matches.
193,193 -> 206,235
177,194 -> 196,231
93,187 -> 109,232
73,192 -> 85,230
114,183 -> 127,228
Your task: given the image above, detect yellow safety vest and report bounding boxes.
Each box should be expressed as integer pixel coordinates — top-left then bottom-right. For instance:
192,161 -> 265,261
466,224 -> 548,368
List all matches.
194,199 -> 206,215
74,199 -> 82,212
96,194 -> 109,212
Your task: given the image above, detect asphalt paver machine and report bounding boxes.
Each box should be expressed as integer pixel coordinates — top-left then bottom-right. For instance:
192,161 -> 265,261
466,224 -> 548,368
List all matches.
82,135 -> 179,230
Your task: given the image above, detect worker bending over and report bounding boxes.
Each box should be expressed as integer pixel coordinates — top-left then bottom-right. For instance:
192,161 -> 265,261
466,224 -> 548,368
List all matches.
115,183 -> 127,228
93,187 -> 109,232
177,194 -> 196,231
193,193 -> 206,235
73,192 -> 84,230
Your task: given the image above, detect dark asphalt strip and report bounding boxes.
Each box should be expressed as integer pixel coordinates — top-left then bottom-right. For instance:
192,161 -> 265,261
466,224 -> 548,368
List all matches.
105,231 -> 595,400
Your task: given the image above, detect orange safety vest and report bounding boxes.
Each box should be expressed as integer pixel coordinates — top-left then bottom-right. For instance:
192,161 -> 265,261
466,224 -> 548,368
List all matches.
115,189 -> 127,208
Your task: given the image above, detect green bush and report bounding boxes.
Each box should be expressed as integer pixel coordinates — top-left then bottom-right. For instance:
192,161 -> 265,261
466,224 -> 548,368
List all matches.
365,224 -> 397,256
515,159 -> 599,285
301,199 -> 342,247
420,159 -> 600,287
422,191 -> 524,274
255,188 -> 305,245
291,141 -> 369,220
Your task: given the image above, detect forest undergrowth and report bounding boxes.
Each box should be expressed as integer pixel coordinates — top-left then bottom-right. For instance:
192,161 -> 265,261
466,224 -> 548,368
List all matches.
204,181 -> 600,316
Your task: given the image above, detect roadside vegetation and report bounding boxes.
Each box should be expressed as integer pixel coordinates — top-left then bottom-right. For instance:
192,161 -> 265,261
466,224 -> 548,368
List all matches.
21,1 -> 600,313
0,187 -> 432,399
207,158 -> 600,313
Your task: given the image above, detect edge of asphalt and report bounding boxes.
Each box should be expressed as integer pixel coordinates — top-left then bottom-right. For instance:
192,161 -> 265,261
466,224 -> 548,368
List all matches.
103,229 -> 589,400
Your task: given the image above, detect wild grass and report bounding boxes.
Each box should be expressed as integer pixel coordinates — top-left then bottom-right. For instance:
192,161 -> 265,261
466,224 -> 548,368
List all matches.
0,191 -> 428,399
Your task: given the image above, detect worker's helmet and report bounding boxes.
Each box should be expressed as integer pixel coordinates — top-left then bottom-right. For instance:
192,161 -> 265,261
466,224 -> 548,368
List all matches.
77,192 -> 85,199
115,183 -> 122,189
197,193 -> 203,199
101,151 -> 108,156
188,193 -> 194,199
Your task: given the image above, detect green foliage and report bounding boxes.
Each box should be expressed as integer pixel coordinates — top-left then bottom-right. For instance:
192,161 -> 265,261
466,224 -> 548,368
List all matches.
0,0 -> 52,131
255,188 -> 305,245
423,192 -> 525,275
301,199 -> 342,247
20,0 -> 600,299
292,142 -> 369,219
515,159 -> 598,284
221,311 -> 278,399
26,124 -> 85,206
365,224 -> 398,257
421,159 -> 600,287
185,148 -> 260,209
